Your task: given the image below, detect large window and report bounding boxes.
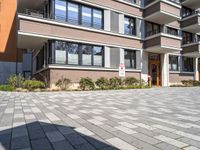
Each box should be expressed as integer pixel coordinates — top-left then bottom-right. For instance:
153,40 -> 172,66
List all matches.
167,27 -> 178,36
183,32 -> 193,44
53,40 -> 104,67
124,50 -> 136,69
124,16 -> 136,36
55,41 -> 67,64
67,43 -> 79,65
55,0 -> 66,21
81,45 -> 92,65
169,55 -> 179,71
93,9 -> 103,29
54,1 -> 103,29
146,22 -> 160,37
93,46 -> 103,66
67,2 -> 79,24
183,57 -> 194,72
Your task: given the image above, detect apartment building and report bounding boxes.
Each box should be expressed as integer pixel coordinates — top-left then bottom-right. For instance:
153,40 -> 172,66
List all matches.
0,0 -> 200,87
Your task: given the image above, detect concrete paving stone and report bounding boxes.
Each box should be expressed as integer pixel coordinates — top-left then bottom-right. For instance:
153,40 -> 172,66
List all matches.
155,142 -> 180,150
106,137 -> 137,150
65,133 -> 88,146
28,129 -> 46,140
46,131 -> 65,142
153,129 -> 182,139
74,143 -> 96,150
52,140 -> 75,150
154,135 -> 189,148
11,136 -> 30,150
132,133 -> 161,145
178,137 -> 200,148
0,133 -> 11,145
31,138 -> 53,150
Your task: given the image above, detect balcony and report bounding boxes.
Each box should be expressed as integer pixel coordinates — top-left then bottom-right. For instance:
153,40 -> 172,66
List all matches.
182,38 -> 200,57
181,12 -> 200,33
17,9 -> 143,50
144,0 -> 181,24
181,0 -> 200,9
144,30 -> 182,53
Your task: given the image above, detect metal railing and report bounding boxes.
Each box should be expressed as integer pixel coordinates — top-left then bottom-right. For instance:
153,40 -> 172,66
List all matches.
18,8 -> 103,29
18,8 -> 45,18
144,0 -> 180,6
182,38 -> 200,45
182,10 -> 200,18
124,0 -> 141,5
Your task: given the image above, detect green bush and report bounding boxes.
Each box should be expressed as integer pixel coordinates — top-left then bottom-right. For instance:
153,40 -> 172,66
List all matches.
0,85 -> 15,91
79,77 -> 95,90
22,80 -> 45,90
124,77 -> 139,86
7,74 -> 25,88
95,77 -> 109,90
181,80 -> 200,87
56,77 -> 71,90
109,77 -> 123,88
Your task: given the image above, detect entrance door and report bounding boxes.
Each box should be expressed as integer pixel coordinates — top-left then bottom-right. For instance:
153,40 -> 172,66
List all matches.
149,61 -> 160,86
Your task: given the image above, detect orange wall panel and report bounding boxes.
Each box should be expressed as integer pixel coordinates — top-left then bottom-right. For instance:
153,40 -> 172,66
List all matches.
0,0 -> 20,62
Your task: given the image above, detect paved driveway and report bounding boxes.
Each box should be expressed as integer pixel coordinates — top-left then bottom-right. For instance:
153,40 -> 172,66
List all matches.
0,87 -> 200,150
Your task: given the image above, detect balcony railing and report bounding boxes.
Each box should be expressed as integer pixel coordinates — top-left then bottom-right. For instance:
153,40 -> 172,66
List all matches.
182,38 -> 200,45
123,0 -> 141,5
18,8 -> 103,30
144,0 -> 180,6
146,29 -> 180,38
182,10 -> 200,19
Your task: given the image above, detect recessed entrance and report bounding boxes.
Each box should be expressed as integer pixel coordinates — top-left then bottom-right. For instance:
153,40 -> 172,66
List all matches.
149,53 -> 161,86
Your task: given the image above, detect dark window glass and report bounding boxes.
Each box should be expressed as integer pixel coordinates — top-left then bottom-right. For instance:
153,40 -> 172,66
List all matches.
93,46 -> 103,66
55,0 -> 66,21
124,50 -> 136,68
183,57 -> 194,72
182,6 -> 193,18
124,16 -> 136,35
67,43 -> 79,65
183,32 -> 193,44
67,2 -> 79,24
55,41 -> 67,64
36,48 -> 44,71
146,22 -> 160,37
169,55 -> 179,71
81,6 -> 92,27
81,45 -> 92,66
167,27 -> 178,36
93,9 -> 103,29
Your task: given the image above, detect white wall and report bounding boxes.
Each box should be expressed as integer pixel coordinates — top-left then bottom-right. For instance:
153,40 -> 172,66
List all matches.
0,61 -> 22,84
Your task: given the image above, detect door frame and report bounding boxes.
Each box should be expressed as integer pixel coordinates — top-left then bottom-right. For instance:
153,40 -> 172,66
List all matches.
149,60 -> 161,87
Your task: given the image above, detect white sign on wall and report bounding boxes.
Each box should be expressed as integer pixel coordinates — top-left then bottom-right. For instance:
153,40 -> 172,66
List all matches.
119,63 -> 125,77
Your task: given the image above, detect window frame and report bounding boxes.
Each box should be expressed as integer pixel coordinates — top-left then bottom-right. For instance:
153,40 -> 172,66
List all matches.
169,55 -> 179,71
124,16 -> 136,36
182,57 -> 194,72
124,50 -> 137,69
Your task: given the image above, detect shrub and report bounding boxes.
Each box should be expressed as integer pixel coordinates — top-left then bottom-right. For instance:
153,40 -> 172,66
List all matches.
0,85 -> 15,91
22,80 -> 45,90
109,77 -> 123,88
79,77 -> 95,90
124,77 -> 139,86
56,77 -> 71,90
95,77 -> 109,90
7,74 -> 25,88
181,80 -> 200,87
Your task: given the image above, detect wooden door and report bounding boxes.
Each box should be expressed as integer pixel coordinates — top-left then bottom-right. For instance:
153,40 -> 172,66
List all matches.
149,61 -> 160,86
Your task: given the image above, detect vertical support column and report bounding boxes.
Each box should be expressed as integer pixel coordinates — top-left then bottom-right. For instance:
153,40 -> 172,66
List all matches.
136,18 -> 142,38
104,46 -> 110,68
104,10 -> 111,31
161,53 -> 169,87
118,14 -> 124,34
120,48 -> 124,64
194,57 -> 199,81
141,51 -> 149,83
136,51 -> 141,70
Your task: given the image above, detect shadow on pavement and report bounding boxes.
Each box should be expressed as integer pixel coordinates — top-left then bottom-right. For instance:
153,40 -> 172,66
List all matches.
0,121 -> 119,150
